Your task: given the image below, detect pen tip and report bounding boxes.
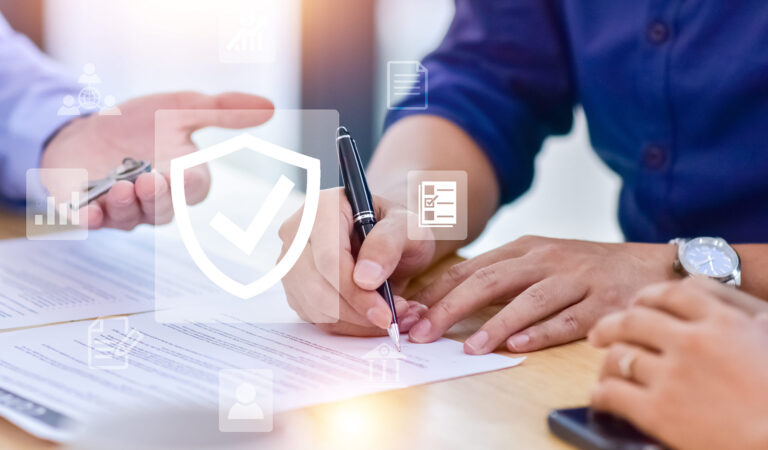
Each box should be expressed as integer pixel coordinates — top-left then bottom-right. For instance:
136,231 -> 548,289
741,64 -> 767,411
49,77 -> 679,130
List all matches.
336,126 -> 349,138
388,324 -> 401,352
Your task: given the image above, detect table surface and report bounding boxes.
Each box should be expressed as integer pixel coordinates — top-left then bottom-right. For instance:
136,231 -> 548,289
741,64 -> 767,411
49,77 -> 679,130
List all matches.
0,210 -> 602,450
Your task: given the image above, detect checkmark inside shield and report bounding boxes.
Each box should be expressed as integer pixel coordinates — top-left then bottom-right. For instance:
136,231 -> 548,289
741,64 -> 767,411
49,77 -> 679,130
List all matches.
209,175 -> 295,255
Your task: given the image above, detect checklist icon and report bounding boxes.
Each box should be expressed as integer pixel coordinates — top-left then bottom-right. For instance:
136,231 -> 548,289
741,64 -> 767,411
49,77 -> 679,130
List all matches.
419,181 -> 457,227
408,171 -> 467,241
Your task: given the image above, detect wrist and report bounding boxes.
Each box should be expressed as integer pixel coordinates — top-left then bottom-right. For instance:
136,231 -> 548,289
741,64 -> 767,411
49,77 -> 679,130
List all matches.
624,242 -> 682,281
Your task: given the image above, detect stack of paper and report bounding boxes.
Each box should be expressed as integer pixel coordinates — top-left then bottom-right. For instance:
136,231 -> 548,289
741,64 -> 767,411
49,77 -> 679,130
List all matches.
0,228 -> 524,443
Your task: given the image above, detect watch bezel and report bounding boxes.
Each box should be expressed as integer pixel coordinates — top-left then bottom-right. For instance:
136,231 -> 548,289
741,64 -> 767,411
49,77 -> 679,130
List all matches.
678,236 -> 741,283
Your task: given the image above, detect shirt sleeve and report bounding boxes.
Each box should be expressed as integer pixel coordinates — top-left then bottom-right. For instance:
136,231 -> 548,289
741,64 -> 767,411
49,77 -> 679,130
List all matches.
0,13 -> 81,202
384,0 -> 576,205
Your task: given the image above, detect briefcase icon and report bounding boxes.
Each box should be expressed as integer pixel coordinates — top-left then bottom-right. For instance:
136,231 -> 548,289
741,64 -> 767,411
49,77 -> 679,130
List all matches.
170,133 -> 321,300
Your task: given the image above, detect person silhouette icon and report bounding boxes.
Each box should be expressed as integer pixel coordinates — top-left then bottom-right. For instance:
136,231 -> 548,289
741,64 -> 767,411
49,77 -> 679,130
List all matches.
57,95 -> 80,116
78,63 -> 102,85
227,382 -> 264,420
99,95 -> 121,116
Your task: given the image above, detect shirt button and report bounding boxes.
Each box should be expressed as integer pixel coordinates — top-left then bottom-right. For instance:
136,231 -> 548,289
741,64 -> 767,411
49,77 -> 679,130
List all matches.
643,145 -> 668,170
648,21 -> 669,44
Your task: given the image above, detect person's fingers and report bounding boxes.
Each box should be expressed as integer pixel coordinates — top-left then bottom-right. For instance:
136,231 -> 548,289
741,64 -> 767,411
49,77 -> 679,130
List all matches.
296,190 -> 395,330
459,276 -> 583,353
590,378 -> 650,427
164,92 -> 275,132
412,235 -> 543,307
399,301 -> 429,332
505,297 -> 600,353
287,236 -> 412,330
409,261 -> 545,344
756,312 -> 768,332
135,172 -> 173,225
286,244 -> 355,325
599,342 -> 662,386
353,210 -> 413,290
683,277 -> 768,317
316,322 -> 388,337
79,203 -> 103,229
101,180 -> 142,230
288,189 -> 346,291
180,165 -> 211,205
316,298 -> 422,337
588,306 -> 683,351
310,292 -> 409,329
631,280 -> 724,321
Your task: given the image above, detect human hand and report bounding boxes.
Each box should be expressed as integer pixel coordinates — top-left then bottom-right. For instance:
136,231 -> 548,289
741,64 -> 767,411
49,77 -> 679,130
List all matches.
407,236 -> 679,354
279,188 -> 434,336
589,278 -> 768,450
42,91 -> 274,229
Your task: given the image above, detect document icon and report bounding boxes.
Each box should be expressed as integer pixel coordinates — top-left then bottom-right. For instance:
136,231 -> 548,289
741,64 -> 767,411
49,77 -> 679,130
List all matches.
87,317 -> 143,370
387,61 -> 428,110
418,181 -> 457,228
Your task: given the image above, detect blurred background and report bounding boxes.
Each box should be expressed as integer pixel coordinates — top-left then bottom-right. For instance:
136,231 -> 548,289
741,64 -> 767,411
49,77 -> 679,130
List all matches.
0,0 -> 623,255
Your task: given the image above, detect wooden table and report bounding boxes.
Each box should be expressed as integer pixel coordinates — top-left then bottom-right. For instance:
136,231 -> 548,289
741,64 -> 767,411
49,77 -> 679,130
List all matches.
0,210 -> 603,449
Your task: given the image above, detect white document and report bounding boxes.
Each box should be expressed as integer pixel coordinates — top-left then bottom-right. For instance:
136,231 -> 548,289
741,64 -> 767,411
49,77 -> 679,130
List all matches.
0,228 -> 159,330
387,61 -> 428,110
0,311 -> 524,442
418,181 -> 458,228
0,223 -> 298,330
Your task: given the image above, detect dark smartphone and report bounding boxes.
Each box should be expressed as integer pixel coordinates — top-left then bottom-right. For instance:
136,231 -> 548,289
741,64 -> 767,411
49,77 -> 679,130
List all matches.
548,407 -> 665,450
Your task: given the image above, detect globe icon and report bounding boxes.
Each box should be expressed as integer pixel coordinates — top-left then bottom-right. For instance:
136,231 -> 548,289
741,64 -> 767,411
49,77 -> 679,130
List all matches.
78,86 -> 101,110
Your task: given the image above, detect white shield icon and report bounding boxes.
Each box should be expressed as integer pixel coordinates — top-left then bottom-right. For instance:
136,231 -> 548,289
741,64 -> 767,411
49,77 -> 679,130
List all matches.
170,133 -> 320,299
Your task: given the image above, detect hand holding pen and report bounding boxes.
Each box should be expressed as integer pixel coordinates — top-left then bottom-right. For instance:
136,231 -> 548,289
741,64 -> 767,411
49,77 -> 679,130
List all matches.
337,126 -> 403,349
278,130 -> 433,338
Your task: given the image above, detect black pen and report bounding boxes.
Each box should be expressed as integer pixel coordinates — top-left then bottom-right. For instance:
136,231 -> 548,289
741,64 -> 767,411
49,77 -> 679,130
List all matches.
336,126 -> 401,351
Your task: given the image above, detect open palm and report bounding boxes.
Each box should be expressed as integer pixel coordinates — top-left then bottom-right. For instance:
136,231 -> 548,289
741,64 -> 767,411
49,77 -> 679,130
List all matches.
41,91 -> 274,229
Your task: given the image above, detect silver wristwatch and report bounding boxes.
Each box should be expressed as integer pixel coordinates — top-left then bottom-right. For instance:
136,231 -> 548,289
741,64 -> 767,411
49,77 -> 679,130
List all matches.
669,237 -> 741,287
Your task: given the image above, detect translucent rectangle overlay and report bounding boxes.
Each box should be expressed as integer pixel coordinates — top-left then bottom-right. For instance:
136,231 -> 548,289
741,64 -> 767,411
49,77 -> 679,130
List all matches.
407,170 -> 468,241
26,168 -> 88,241
153,109 -> 340,324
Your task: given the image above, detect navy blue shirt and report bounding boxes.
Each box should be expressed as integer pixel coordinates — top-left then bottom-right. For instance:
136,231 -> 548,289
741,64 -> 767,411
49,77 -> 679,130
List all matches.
384,0 -> 768,243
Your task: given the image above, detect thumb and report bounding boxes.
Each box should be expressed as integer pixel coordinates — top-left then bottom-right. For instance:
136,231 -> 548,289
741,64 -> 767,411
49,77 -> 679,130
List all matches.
165,91 -> 274,132
353,209 -> 427,290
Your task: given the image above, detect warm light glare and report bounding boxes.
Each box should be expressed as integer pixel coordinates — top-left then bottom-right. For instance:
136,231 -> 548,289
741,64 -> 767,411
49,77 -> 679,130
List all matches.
328,404 -> 372,440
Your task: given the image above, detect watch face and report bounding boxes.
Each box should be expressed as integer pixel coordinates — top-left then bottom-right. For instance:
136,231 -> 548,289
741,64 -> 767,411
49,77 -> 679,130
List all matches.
682,237 -> 739,277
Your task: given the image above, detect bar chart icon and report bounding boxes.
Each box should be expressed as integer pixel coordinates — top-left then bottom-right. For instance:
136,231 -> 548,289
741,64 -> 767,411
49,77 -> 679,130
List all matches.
34,193 -> 81,226
26,168 -> 88,240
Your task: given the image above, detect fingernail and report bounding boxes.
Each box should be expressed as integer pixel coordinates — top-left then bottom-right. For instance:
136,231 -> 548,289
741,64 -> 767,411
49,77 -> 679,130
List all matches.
464,330 -> 488,354
409,318 -> 432,342
354,260 -> 384,288
399,314 -> 420,331
507,334 -> 530,351
409,302 -> 428,312
366,306 -> 391,329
